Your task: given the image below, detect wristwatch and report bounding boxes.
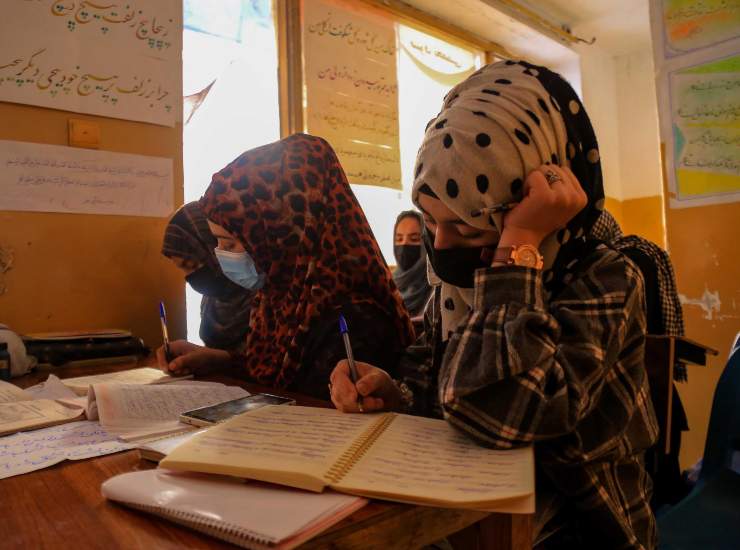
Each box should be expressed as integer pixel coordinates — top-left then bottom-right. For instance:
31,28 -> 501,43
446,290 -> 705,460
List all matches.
392,379 -> 414,411
492,244 -> 544,269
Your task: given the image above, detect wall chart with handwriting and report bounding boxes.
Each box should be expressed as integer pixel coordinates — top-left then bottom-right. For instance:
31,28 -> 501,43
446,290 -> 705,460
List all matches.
0,0 -> 179,126
399,25 -> 477,83
0,139 -> 174,217
669,54 -> 740,199
661,0 -> 740,56
303,0 -> 401,190
651,0 -> 740,207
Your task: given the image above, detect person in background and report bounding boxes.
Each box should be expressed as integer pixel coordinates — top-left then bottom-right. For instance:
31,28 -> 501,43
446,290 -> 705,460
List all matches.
392,210 -> 431,317
162,203 -> 254,351
157,134 -> 415,400
329,61 -> 658,549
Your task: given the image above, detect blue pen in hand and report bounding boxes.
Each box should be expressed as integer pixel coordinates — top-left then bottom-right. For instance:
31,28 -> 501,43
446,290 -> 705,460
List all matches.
159,301 -> 172,364
339,314 -> 364,413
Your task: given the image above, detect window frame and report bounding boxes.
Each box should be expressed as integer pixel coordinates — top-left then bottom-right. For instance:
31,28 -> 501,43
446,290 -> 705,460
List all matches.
274,0 -> 510,137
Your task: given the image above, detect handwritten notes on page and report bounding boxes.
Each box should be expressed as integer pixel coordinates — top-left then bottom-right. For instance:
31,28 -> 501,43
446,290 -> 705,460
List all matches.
0,140 -> 173,217
161,405 -> 378,492
304,0 -> 401,190
92,382 -> 248,434
650,0 -> 740,207
335,414 -> 534,508
0,0 -> 178,125
61,367 -> 183,396
661,0 -> 740,56
160,406 -> 535,509
669,54 -> 740,201
0,420 -> 132,480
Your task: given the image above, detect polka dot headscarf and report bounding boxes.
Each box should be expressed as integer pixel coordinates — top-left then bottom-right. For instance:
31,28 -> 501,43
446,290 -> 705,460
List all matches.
412,60 -> 605,340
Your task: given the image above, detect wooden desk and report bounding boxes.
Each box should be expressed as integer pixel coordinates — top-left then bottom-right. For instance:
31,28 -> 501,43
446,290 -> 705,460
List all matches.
1,361 -> 533,550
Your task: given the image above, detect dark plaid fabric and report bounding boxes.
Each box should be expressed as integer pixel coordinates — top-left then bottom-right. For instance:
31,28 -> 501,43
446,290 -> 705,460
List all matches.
400,245 -> 659,549
612,238 -> 685,339
590,211 -> 687,380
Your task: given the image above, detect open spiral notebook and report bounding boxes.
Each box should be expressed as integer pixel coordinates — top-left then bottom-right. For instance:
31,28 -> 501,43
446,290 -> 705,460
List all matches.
102,469 -> 367,550
160,405 -> 535,512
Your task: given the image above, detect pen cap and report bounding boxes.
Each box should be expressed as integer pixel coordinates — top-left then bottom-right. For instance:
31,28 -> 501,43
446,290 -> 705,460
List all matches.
159,302 -> 167,321
338,314 -> 348,334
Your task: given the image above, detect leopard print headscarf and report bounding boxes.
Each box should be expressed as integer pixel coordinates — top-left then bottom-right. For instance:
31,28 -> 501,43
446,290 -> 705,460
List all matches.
200,134 -> 414,387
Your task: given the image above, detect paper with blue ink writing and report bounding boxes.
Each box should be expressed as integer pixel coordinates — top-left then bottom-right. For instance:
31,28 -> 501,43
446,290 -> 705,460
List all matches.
0,420 -> 132,480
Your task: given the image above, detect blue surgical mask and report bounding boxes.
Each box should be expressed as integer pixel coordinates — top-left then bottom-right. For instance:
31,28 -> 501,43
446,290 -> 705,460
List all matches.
214,248 -> 265,291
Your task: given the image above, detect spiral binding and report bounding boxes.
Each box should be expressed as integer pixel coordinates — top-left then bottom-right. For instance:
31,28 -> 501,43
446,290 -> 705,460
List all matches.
324,413 -> 396,484
120,501 -> 274,549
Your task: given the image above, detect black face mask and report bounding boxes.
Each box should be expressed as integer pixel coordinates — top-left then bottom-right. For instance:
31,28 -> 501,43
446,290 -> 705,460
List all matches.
422,230 -> 493,289
394,244 -> 421,271
186,266 -> 244,300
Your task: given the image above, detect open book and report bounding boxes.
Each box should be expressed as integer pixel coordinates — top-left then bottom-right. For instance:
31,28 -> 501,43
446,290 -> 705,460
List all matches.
0,380 -> 84,436
102,470 -> 367,550
161,405 -> 534,512
61,367 -> 188,396
0,375 -> 246,439
88,381 -> 248,438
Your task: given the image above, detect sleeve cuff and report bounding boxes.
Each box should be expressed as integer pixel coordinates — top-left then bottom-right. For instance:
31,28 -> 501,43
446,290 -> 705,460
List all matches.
473,266 -> 545,310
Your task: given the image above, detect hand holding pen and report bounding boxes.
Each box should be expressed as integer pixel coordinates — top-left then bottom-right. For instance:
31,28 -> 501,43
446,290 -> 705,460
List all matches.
329,314 -> 405,414
338,314 -> 363,412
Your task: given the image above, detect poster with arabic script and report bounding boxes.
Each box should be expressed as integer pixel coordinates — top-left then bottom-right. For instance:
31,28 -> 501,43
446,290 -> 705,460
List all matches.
303,0 -> 401,190
661,0 -> 740,56
0,0 -> 179,126
668,54 -> 740,201
0,140 -> 173,217
399,26 -> 477,83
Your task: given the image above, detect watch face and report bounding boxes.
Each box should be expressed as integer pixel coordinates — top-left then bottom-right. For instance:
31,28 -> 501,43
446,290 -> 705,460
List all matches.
516,247 -> 538,267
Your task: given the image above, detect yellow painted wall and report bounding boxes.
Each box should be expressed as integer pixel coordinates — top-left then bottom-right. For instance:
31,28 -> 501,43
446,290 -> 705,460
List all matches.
0,96 -> 185,348
621,195 -> 666,248
664,198 -> 740,468
609,183 -> 737,469
604,195 -> 666,248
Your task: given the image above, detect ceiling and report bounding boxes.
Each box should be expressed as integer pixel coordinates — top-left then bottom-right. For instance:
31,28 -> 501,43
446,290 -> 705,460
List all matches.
403,0 -> 653,58
403,0 -> 576,64
521,0 -> 637,25
539,0 -> 654,56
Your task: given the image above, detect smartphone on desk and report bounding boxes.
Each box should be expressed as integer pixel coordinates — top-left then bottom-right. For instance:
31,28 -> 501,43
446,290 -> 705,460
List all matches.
179,393 -> 296,427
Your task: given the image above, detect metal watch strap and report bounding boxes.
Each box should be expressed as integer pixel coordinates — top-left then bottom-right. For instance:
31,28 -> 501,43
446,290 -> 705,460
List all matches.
492,246 -> 515,265
392,379 -> 414,411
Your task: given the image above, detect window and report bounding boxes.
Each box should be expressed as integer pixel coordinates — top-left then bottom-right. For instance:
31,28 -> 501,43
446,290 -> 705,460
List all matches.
354,24 -> 483,262
296,0 -> 484,262
181,0 -> 484,341
182,0 -> 279,342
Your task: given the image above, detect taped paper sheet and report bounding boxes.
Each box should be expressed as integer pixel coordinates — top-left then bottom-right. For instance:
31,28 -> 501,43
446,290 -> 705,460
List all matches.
0,140 -> 173,217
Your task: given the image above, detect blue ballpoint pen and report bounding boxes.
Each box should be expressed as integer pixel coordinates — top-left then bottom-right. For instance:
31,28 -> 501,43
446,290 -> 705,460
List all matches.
339,314 -> 364,412
159,301 -> 172,363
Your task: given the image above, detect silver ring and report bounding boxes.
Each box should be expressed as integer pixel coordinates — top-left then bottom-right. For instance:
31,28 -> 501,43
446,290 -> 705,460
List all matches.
544,169 -> 562,185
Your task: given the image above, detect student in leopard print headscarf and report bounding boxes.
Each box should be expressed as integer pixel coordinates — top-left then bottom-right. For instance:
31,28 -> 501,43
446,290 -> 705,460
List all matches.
156,134 -> 414,400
